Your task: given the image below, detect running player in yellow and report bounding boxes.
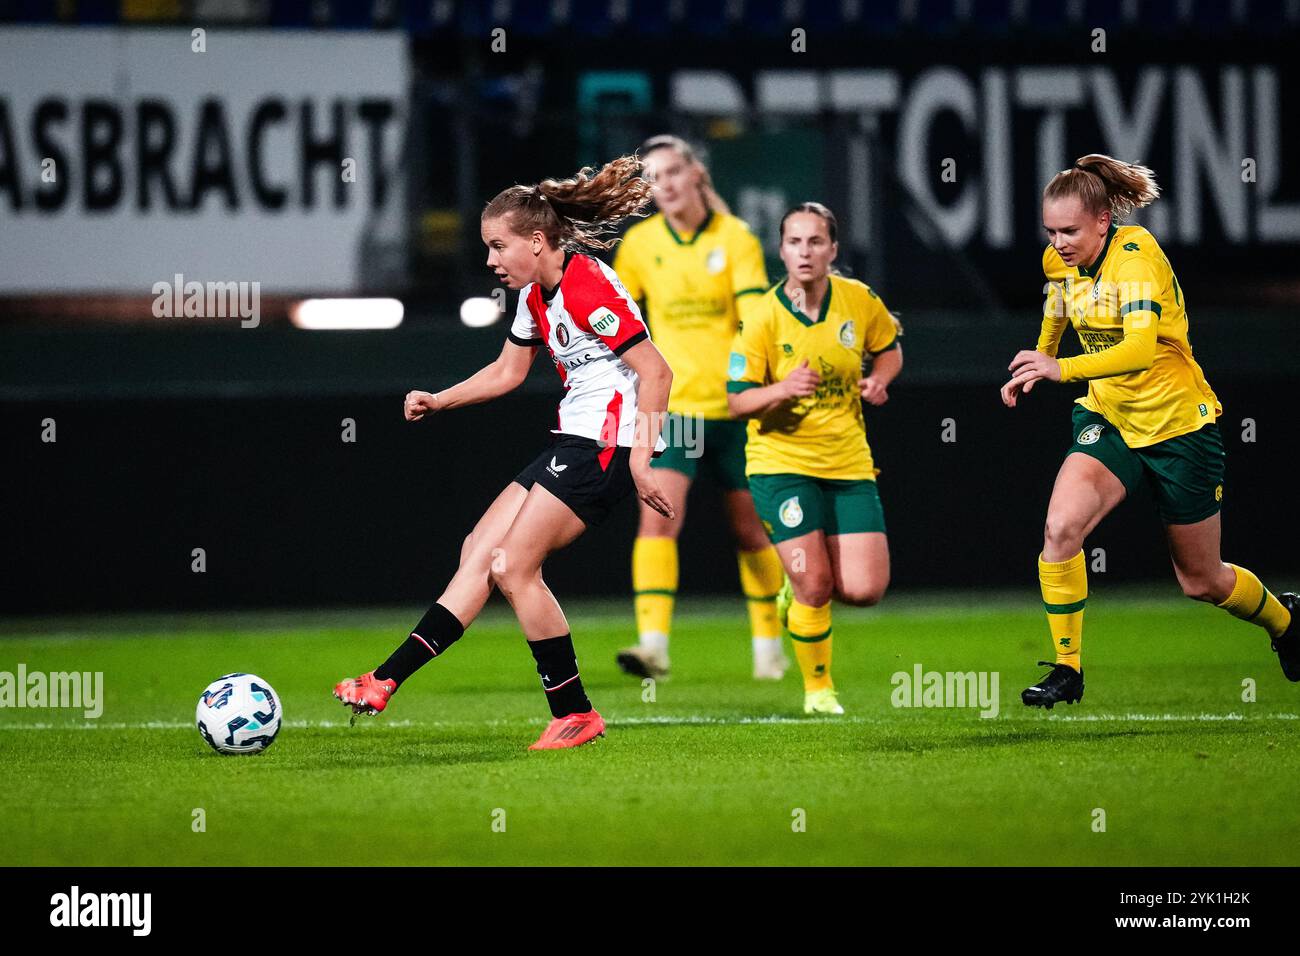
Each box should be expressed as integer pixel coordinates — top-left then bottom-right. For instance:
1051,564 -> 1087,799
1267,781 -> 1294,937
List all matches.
612,135 -> 789,681
1003,153 -> 1299,707
727,202 -> 903,714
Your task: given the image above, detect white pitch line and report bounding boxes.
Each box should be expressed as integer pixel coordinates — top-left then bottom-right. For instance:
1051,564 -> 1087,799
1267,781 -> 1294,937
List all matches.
1034,712 -> 1299,723
605,713 -> 1300,725
0,719 -> 417,731
1,713 -> 1297,731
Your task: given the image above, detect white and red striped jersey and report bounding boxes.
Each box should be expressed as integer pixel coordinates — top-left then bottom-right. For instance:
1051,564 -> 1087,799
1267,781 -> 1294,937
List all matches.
507,253 -> 667,453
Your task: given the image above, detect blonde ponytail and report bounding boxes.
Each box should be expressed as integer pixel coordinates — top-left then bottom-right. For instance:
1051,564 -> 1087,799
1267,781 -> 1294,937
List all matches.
1044,153 -> 1161,221
483,154 -> 653,252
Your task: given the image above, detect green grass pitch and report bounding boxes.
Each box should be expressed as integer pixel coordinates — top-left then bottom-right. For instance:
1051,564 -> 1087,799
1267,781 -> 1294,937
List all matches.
2,589 -> 1297,867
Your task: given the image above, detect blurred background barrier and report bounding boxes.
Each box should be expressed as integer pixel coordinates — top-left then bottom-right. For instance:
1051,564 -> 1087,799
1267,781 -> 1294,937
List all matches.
2,1 -> 1297,611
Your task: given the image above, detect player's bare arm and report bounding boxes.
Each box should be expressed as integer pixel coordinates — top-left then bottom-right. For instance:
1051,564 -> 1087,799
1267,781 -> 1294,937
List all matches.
727,359 -> 820,419
405,339 -> 538,420
860,345 -> 903,406
619,337 -> 676,520
1001,348 -> 1062,407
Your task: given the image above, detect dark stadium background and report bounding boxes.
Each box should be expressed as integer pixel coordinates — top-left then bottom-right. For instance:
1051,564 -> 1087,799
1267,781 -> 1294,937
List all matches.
2,0 -> 1297,612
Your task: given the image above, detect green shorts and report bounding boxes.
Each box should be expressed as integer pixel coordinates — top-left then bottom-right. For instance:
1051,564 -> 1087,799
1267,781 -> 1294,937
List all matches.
651,413 -> 750,492
748,473 -> 886,544
1067,404 -> 1225,525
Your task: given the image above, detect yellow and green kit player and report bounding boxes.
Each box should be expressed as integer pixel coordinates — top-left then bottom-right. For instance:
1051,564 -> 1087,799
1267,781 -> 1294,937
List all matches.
727,202 -> 903,714
613,135 -> 789,682
1003,153 -> 1299,707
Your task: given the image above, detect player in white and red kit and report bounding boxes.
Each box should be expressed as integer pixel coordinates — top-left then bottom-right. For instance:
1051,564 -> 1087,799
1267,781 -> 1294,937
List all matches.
334,155 -> 674,750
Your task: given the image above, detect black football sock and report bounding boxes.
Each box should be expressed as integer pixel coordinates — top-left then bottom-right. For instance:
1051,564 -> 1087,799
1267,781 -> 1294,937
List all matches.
528,633 -> 592,718
374,602 -> 465,687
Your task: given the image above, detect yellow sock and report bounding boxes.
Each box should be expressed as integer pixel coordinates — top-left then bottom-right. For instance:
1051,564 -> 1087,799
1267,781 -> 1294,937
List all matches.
788,599 -> 833,691
633,537 -> 677,643
1219,564 -> 1292,639
1040,551 -> 1087,672
738,546 -> 783,641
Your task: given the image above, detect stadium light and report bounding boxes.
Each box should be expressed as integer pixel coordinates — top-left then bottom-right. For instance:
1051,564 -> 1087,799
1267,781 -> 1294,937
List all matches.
289,298 -> 404,330
460,296 -> 504,328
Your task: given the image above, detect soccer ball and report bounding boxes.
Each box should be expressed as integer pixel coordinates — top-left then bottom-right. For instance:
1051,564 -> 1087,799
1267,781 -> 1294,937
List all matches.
196,673 -> 282,755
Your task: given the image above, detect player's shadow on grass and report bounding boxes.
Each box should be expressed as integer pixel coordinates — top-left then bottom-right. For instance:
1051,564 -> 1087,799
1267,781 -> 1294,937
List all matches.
864,726 -> 1157,754
275,731 -> 524,768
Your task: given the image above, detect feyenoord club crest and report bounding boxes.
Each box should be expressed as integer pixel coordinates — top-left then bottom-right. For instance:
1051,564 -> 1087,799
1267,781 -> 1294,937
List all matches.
556,322 -> 570,346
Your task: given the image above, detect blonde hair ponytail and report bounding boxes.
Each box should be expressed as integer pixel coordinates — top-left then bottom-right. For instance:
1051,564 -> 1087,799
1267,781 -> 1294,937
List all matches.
1044,153 -> 1161,222
483,154 -> 653,252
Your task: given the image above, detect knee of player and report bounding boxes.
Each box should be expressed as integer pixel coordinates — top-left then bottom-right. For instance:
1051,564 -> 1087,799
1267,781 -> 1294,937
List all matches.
794,575 -> 834,607
639,510 -> 681,537
839,582 -> 887,608
488,561 -> 513,591
1176,574 -> 1219,603
1043,514 -> 1085,552
489,557 -> 535,593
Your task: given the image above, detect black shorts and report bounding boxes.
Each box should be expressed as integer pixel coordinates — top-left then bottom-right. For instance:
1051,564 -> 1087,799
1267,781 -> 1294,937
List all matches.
512,434 -> 636,527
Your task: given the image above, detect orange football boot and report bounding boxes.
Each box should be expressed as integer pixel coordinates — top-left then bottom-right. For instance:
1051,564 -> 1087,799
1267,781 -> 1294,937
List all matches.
528,709 -> 606,750
333,671 -> 397,716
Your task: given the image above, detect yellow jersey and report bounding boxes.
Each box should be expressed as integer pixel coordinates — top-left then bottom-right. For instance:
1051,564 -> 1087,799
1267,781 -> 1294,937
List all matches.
727,274 -> 900,480
1038,223 -> 1220,448
613,210 -> 769,419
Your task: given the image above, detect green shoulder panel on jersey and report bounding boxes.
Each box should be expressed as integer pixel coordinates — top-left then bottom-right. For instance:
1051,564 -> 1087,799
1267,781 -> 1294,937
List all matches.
1119,299 -> 1162,317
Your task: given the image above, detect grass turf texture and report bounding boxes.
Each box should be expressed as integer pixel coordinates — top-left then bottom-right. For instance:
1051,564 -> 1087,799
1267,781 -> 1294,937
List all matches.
2,590 -> 1297,866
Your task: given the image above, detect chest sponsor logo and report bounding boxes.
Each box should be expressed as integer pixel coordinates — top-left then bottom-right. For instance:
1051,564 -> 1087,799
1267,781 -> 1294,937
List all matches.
706,247 -> 726,274
778,496 -> 804,529
1077,424 -> 1103,445
838,320 -> 856,349
1079,329 -> 1122,353
589,307 -> 620,337
561,350 -> 600,371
